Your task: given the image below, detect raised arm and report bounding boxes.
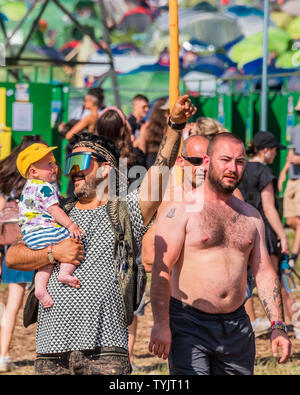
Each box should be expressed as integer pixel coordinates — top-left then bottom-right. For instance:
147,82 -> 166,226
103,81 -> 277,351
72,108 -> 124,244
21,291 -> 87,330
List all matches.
138,95 -> 196,225
65,115 -> 91,140
249,215 -> 291,363
149,202 -> 187,359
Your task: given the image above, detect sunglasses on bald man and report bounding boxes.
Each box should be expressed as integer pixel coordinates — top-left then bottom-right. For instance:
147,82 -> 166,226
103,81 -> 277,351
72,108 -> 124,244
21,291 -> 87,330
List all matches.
181,155 -> 203,166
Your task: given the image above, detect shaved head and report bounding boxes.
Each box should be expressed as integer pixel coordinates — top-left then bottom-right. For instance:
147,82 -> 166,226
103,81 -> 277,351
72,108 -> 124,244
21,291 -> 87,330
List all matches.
207,133 -> 244,157
181,135 -> 209,157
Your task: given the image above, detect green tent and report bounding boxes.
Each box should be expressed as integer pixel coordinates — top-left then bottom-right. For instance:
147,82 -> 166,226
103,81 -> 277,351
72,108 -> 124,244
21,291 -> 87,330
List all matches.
287,16 -> 300,39
230,27 -> 291,68
0,1 -> 27,21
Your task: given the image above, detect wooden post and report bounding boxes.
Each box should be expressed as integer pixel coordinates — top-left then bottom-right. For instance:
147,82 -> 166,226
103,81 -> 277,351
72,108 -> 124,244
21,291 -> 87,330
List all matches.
169,1 -> 183,185
169,0 -> 180,111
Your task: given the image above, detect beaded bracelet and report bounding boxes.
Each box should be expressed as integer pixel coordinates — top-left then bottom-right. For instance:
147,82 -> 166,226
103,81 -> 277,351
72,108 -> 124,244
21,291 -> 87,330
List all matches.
271,320 -> 287,333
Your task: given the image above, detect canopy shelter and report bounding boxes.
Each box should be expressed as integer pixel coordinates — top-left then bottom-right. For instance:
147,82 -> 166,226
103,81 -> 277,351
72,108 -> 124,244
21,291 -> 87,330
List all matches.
143,10 -> 242,55
0,0 -> 121,106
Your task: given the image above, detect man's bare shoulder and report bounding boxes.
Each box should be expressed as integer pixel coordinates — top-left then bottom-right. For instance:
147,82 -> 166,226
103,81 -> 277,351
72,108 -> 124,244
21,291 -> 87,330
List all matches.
233,195 -> 263,223
157,199 -> 189,223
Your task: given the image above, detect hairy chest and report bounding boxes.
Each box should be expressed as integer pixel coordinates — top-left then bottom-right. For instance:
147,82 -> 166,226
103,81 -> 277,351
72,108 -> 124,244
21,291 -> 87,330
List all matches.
186,205 -> 256,251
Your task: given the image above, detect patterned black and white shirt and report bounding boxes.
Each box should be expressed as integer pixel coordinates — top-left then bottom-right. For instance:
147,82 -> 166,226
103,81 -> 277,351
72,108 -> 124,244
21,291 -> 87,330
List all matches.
36,189 -> 150,354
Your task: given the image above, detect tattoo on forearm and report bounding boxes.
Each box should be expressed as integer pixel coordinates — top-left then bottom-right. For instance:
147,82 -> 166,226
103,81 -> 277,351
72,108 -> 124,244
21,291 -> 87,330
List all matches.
154,134 -> 181,169
166,208 -> 176,218
273,277 -> 284,316
262,277 -> 284,321
154,135 -> 168,167
169,136 -> 181,167
262,298 -> 272,321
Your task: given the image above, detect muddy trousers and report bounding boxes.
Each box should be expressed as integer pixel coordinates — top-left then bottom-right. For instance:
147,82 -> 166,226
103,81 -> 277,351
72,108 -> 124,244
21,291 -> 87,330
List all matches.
35,346 -> 131,375
169,297 -> 255,375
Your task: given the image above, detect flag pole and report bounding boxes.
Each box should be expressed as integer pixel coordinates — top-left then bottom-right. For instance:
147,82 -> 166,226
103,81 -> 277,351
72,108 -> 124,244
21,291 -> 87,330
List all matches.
169,0 -> 180,111
169,0 -> 183,186
261,0 -> 270,131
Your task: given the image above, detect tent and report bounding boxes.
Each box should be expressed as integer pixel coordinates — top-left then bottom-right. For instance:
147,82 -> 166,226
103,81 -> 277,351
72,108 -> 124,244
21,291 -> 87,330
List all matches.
229,27 -> 291,69
287,17 -> 300,39
118,6 -> 153,33
270,11 -> 293,29
82,52 -> 158,76
281,0 -> 300,17
143,10 -> 242,55
225,5 -> 273,37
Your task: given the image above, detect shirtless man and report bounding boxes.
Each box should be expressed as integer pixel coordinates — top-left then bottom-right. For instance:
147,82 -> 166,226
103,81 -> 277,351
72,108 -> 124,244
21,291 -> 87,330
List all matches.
142,134 -> 208,271
149,132 -> 292,375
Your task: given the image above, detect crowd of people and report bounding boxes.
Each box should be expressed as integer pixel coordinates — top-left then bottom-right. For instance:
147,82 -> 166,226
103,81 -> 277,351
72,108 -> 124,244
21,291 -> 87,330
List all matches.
0,89 -> 299,375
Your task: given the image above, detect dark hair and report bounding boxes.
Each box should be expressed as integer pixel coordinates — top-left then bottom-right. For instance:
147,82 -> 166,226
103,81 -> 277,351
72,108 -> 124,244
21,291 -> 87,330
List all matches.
96,109 -> 136,167
70,132 -> 120,164
0,135 -> 47,198
146,97 -> 168,154
87,87 -> 104,108
132,94 -> 149,103
246,141 -> 260,158
207,132 -> 244,157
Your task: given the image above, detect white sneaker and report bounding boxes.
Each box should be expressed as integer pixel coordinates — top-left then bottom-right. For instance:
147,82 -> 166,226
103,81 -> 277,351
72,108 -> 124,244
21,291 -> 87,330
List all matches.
0,356 -> 16,373
252,317 -> 271,337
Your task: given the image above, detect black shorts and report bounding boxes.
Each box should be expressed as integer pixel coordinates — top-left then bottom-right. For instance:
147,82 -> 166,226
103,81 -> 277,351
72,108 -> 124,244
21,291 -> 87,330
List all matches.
169,297 -> 255,375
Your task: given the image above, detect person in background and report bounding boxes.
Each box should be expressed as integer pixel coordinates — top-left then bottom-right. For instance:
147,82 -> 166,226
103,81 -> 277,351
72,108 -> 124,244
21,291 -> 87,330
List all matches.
194,117 -> 230,137
65,88 -> 105,140
278,98 -> 300,268
0,136 -> 46,372
96,106 -> 147,188
127,94 -> 150,139
239,131 -> 300,339
58,88 -> 105,133
143,97 -> 169,169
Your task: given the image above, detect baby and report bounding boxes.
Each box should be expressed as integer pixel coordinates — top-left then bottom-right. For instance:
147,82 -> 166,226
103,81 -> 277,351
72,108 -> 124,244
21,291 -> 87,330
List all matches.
17,143 -> 84,308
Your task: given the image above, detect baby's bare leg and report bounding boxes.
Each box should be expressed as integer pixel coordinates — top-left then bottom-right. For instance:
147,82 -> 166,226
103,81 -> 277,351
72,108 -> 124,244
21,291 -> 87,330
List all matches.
58,263 -> 80,288
35,264 -> 54,308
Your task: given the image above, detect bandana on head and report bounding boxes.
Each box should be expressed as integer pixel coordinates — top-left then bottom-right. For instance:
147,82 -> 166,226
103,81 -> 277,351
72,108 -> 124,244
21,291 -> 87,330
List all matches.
72,140 -> 118,169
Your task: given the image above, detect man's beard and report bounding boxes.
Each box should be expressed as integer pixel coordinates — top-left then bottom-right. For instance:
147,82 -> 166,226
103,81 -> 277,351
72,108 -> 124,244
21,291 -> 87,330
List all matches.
73,175 -> 101,200
207,162 -> 241,195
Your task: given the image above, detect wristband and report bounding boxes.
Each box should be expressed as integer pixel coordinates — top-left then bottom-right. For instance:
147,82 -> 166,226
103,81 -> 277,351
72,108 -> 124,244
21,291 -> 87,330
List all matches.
271,320 -> 287,333
167,116 -> 186,131
47,245 -> 57,265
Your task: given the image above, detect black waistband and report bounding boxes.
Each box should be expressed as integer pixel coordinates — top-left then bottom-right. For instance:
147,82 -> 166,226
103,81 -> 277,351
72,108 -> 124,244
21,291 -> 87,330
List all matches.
170,296 -> 246,321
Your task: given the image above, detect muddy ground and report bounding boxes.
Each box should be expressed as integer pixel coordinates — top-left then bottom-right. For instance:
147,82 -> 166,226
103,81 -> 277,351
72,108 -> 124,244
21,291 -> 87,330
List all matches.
0,285 -> 300,375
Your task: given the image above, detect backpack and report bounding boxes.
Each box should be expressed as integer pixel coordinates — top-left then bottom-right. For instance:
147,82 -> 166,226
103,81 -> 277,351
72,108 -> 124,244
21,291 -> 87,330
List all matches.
106,196 -> 147,326
0,200 -> 20,246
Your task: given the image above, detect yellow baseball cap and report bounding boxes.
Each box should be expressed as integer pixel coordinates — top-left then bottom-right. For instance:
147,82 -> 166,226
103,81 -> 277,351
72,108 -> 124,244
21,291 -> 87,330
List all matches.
17,143 -> 57,178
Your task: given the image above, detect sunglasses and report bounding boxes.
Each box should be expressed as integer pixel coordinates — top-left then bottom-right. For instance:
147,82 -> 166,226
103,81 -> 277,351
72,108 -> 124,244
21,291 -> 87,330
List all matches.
181,155 -> 203,166
65,151 -> 106,176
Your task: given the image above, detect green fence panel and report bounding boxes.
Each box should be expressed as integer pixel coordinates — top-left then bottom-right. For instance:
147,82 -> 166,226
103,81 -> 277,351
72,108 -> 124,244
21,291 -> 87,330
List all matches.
0,81 -> 70,195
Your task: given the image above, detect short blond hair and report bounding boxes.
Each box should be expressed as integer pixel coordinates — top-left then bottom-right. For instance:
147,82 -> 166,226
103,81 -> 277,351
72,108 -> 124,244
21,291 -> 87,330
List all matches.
194,117 -> 230,139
